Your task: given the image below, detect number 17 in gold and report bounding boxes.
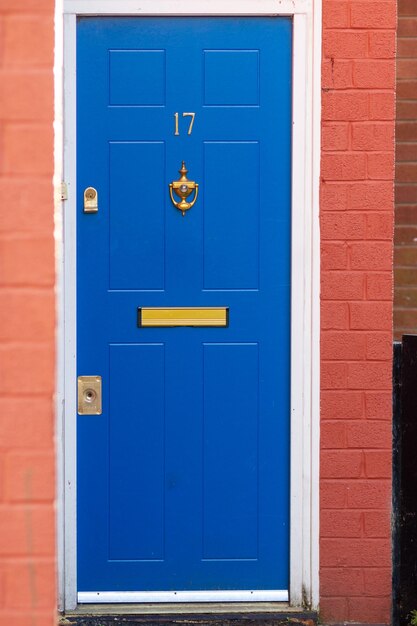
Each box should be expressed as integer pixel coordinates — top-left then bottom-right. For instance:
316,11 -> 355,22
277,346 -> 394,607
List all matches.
174,112 -> 196,136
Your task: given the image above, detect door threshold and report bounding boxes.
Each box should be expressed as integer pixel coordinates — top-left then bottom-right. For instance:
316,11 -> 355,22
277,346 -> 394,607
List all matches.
60,602 -> 318,626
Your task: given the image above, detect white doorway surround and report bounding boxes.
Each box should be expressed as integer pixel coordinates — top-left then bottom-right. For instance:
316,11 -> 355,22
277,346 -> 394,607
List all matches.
55,0 -> 321,612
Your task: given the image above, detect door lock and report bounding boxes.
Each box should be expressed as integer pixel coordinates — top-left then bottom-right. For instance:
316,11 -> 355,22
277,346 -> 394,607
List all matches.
84,187 -> 98,213
78,376 -> 102,414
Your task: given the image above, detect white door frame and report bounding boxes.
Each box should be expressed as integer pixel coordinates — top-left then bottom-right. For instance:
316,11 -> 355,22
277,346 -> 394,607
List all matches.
55,0 -> 321,612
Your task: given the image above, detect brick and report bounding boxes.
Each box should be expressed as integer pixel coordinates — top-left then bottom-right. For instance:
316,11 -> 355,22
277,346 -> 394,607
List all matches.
346,420 -> 392,450
322,91 -> 369,122
370,92 -> 395,120
324,31 -> 368,59
348,596 -> 391,623
399,0 -> 417,16
396,200 -> 417,217
321,331 -> 366,360
321,302 -> 349,328
392,307 -> 417,329
395,225 -> 417,245
364,510 -> 391,537
351,3 -> 397,29
0,238 -> 55,286
321,123 -> 350,151
394,267 -> 417,286
352,122 -> 394,151
364,450 -> 392,478
320,597 -> 349,623
322,152 -> 367,181
321,182 -> 349,211
321,567 -> 364,595
365,391 -> 392,419
0,506 -> 54,556
321,242 -> 348,270
321,362 -> 348,389
398,59 -> 417,80
321,390 -> 364,419
395,286 -> 417,306
352,60 -> 395,89
321,212 -> 366,240
3,560 -> 55,609
321,421 -> 346,448
347,362 -> 391,389
366,331 -> 393,359
396,142 -> 417,161
0,291 -> 54,342
396,162 -> 417,183
366,212 -> 393,240
0,398 -> 53,448
350,181 -> 394,210
0,179 -> 53,235
350,242 -> 392,270
321,450 -> 363,478
398,17 -> 417,36
4,452 -> 55,502
321,271 -> 364,300
396,79 -> 417,99
0,614 -> 56,626
397,121 -> 417,141
347,480 -> 391,508
0,0 -> 53,11
350,301 -> 392,329
366,272 -> 392,300
3,16 -> 54,66
363,567 -> 392,595
320,538 -> 390,567
321,510 -> 363,538
322,59 -> 353,90
323,1 -> 350,28
369,30 -> 396,58
2,125 -> 53,176
367,151 -> 395,180
0,345 -> 54,395
321,481 -> 348,509
0,72 -> 53,121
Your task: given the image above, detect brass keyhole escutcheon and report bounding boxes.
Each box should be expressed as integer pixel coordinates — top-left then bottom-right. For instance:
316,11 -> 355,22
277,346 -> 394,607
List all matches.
169,161 -> 199,216
78,376 -> 102,415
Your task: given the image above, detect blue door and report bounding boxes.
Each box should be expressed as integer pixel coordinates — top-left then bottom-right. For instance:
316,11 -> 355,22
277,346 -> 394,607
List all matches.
77,17 -> 292,596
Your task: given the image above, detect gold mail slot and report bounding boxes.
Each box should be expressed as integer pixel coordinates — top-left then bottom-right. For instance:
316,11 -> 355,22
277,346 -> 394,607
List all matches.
138,307 -> 229,328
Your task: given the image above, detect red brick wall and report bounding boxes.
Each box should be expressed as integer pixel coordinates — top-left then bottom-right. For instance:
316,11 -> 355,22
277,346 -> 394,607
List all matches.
0,1 -> 56,624
394,0 -> 417,339
320,0 -> 395,622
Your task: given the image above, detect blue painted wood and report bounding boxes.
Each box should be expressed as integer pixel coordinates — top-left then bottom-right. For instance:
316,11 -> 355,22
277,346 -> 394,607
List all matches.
77,16 -> 292,593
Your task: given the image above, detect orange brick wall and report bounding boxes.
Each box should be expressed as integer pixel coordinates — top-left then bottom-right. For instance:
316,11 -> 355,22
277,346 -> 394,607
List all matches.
0,1 -> 397,623
0,1 -> 56,625
320,0 -> 395,622
394,0 -> 417,339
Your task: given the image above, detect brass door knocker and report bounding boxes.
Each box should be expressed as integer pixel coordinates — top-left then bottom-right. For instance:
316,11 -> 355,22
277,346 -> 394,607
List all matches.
169,161 -> 199,216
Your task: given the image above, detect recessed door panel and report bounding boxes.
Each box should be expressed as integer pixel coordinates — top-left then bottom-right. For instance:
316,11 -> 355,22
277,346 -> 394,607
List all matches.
77,16 -> 292,596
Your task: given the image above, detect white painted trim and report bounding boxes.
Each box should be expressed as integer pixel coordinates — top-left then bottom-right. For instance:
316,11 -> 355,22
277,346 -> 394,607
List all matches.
54,0 -> 65,612
78,591 -> 289,604
64,0 -> 311,15
58,0 -> 321,612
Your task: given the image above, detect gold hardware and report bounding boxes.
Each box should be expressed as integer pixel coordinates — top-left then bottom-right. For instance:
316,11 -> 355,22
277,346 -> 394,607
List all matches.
78,376 -> 102,415
84,187 -> 98,213
169,161 -> 199,216
183,112 -> 196,135
138,307 -> 228,327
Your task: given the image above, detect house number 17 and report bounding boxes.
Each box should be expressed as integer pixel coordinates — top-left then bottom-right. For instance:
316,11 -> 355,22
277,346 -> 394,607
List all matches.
174,112 -> 196,136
